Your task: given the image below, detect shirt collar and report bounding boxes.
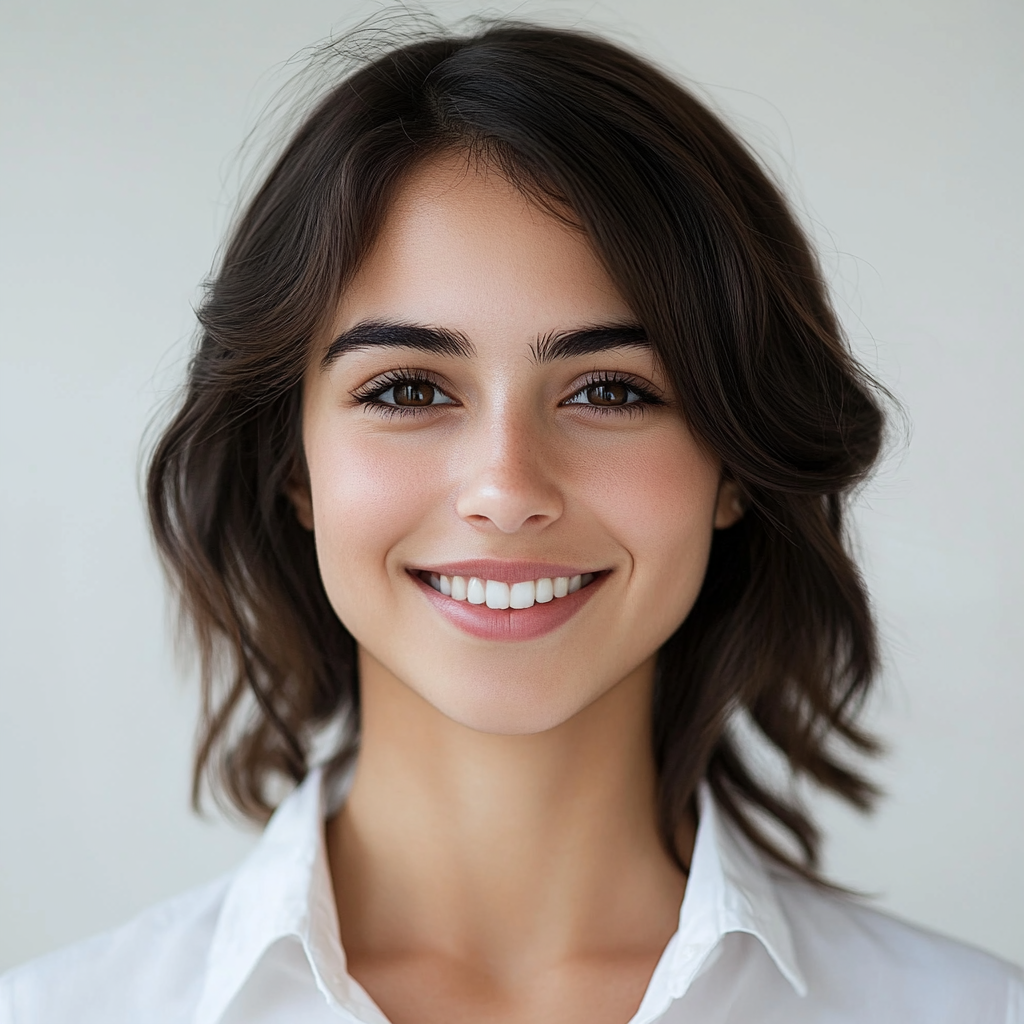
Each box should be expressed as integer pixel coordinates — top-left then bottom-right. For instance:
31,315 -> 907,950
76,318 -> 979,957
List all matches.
630,782 -> 807,1022
193,767 -> 386,1024
195,769 -> 806,1024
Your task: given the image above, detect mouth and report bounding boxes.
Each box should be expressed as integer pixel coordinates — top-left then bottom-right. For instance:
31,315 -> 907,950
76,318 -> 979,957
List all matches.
415,569 -> 599,609
408,562 -> 608,641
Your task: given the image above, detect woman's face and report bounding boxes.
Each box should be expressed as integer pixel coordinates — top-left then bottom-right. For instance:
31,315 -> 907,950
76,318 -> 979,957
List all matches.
296,153 -> 740,735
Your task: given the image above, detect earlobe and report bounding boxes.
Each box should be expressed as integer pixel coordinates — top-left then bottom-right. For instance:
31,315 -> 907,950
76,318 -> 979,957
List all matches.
714,479 -> 745,529
284,464 -> 315,531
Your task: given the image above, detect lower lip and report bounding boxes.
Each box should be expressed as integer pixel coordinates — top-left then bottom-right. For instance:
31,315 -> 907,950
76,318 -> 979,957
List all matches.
411,572 -> 606,642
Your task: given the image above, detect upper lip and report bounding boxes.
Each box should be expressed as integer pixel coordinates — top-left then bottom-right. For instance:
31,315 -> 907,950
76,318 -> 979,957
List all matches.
410,560 -> 604,584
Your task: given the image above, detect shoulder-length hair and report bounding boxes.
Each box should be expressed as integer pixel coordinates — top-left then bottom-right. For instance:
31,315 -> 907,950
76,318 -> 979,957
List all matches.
148,20 -> 886,879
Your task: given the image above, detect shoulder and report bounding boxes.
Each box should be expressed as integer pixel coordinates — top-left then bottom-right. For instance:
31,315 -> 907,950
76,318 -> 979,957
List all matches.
773,871 -> 1024,1022
0,875 -> 231,1024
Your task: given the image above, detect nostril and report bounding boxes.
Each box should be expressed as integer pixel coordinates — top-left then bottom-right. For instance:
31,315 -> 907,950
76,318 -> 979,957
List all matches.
455,478 -> 564,533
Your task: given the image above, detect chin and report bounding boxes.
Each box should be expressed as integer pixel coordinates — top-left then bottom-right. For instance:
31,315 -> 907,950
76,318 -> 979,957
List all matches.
410,669 -> 606,737
436,703 -> 582,738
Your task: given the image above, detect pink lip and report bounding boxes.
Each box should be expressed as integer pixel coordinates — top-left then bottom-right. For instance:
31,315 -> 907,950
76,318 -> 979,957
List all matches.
410,569 -> 607,642
411,559 -> 597,584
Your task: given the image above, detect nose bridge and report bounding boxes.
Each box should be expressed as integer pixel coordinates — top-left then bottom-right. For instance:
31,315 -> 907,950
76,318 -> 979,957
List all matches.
455,390 -> 563,534
486,395 -> 539,475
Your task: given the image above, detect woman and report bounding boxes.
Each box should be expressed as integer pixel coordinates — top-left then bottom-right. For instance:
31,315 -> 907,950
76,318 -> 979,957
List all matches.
2,20 -> 1020,1024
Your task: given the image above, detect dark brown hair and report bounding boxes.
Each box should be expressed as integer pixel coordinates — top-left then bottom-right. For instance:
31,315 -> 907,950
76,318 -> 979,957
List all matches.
148,20 -> 886,878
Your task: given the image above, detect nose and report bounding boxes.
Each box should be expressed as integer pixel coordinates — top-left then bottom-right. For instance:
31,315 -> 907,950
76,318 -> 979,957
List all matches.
455,414 -> 564,534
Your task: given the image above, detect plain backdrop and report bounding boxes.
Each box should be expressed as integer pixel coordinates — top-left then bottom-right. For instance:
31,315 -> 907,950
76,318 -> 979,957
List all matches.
1,0 -> 1021,973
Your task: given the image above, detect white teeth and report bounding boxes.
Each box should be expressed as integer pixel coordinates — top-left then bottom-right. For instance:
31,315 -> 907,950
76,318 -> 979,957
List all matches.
485,580 -> 511,609
423,570 -> 598,607
509,580 -> 536,609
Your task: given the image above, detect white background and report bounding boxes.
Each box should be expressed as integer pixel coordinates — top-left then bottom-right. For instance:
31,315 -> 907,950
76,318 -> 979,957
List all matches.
1,0 -> 1021,973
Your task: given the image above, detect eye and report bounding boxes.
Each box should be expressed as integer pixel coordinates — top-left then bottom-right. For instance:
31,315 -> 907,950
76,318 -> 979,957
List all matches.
564,380 -> 645,408
378,381 -> 454,407
354,371 -> 458,412
560,373 -> 665,416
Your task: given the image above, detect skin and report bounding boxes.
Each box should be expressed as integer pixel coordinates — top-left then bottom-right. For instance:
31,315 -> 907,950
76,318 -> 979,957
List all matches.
290,152 -> 742,1024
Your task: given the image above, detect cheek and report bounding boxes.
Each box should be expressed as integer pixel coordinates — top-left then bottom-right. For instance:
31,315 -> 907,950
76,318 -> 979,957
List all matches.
579,424 -> 719,607
305,427 -> 445,606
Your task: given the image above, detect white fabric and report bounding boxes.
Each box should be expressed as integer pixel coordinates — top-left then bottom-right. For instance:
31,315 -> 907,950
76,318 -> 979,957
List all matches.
2,768 -> 1020,1023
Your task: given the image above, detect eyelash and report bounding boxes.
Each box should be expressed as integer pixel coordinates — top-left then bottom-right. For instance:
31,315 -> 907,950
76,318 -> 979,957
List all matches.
565,371 -> 665,417
352,368 -> 453,419
351,369 -> 665,418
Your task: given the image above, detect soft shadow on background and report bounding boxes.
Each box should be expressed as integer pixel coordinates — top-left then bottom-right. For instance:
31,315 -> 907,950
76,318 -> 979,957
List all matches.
1,0 -> 1021,971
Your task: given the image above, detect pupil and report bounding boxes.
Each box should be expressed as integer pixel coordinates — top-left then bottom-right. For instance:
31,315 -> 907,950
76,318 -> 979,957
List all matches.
588,383 -> 628,405
396,382 -> 434,406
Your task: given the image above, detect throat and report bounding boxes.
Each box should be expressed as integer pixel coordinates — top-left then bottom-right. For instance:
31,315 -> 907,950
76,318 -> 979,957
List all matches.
326,657 -> 691,987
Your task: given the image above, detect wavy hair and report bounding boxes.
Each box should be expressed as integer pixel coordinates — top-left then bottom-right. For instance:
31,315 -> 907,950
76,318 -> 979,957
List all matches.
148,20 -> 887,879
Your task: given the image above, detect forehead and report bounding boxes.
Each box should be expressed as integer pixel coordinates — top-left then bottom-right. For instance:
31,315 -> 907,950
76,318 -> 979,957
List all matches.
333,152 -> 633,339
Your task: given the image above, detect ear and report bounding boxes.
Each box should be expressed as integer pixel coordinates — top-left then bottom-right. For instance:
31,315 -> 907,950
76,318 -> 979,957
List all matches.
284,461 -> 315,532
714,477 -> 745,529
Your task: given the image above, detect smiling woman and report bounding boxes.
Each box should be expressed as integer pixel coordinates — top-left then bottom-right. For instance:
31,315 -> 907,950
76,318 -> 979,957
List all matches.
291,155 -> 739,699
2,18 -> 1020,1024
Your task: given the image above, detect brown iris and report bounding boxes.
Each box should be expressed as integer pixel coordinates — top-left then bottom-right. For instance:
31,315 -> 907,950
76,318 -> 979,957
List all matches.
393,382 -> 436,406
585,383 -> 630,406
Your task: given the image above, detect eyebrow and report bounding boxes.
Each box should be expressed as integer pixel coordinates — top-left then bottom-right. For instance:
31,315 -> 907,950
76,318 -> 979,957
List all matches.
531,324 -> 649,363
320,319 -> 649,369
321,321 -> 474,369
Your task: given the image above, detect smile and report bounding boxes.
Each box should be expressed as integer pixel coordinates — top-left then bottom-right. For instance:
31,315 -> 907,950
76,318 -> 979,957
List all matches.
418,571 -> 598,609
409,561 -> 607,641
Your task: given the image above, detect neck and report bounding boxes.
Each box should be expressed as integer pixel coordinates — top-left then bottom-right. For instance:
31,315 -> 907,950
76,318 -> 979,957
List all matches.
327,651 -> 693,981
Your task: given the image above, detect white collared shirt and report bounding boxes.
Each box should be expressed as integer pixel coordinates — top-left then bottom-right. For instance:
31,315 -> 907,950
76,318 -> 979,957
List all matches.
2,768 -> 1021,1023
